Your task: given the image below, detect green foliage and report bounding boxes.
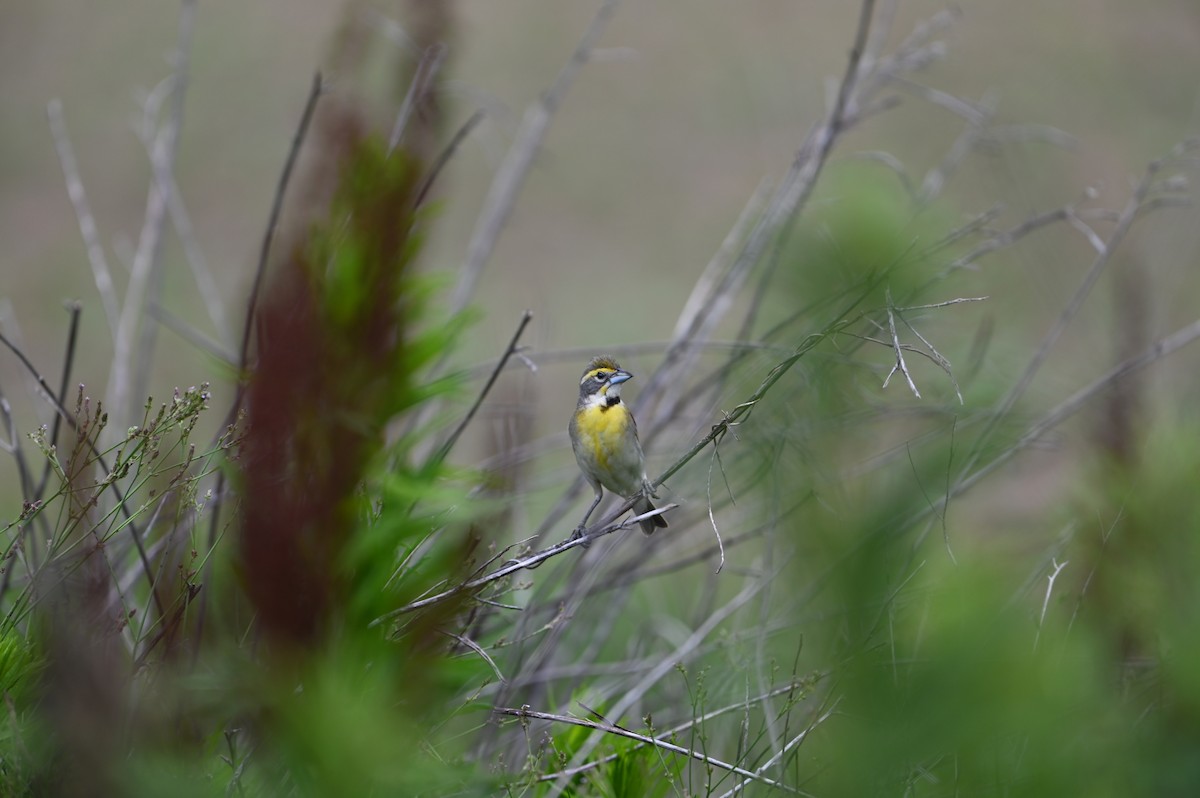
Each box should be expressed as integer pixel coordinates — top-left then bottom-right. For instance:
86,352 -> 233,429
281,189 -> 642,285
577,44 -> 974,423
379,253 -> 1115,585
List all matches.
1067,414 -> 1200,795
4,11 -> 1199,797
0,627 -> 41,704
1,382 -> 220,634
719,387 -> 1200,798
783,161 -> 951,310
606,741 -> 654,798
0,132 -> 490,794
0,383 -> 225,794
0,629 -> 45,796
225,135 -> 488,793
824,559 -> 1116,795
262,644 -> 486,796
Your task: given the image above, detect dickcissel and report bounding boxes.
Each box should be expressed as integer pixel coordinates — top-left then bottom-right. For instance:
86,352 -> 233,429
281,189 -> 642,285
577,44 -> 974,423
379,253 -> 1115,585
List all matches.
569,356 -> 668,536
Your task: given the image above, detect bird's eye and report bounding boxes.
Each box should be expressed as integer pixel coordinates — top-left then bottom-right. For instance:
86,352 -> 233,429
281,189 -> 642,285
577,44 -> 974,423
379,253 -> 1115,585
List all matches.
596,371 -> 608,381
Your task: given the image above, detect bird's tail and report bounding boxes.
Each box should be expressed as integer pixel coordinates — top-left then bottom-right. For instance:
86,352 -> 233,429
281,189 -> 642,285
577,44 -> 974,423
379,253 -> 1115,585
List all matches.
634,496 -> 669,536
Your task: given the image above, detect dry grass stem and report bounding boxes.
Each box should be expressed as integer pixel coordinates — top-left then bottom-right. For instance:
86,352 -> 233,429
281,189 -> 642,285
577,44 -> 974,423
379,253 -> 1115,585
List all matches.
46,101 -> 120,339
451,0 -> 620,315
495,704 -> 808,794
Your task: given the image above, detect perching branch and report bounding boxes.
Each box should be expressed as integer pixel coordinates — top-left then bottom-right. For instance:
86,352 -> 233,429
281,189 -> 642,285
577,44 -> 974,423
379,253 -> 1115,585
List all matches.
371,502 -> 677,623
379,315 -> 851,621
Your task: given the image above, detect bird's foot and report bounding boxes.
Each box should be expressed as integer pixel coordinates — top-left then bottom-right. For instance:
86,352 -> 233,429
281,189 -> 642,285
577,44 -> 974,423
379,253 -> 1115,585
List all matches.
571,525 -> 592,548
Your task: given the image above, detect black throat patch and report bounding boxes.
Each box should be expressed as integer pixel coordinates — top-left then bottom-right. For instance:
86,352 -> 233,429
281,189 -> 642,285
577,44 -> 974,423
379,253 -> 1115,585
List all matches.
602,394 -> 622,410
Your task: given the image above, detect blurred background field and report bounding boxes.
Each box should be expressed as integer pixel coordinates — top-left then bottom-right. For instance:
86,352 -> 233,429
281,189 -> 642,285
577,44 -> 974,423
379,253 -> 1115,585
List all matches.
2,0 -> 1200,795
6,1 -> 1198,428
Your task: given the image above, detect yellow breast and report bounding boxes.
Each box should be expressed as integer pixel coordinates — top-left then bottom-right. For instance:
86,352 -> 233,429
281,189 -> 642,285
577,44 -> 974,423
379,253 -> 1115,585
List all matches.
574,402 -> 631,473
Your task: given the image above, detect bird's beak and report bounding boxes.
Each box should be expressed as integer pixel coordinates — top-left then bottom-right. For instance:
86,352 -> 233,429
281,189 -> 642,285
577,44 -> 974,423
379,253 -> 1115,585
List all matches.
608,369 -> 633,386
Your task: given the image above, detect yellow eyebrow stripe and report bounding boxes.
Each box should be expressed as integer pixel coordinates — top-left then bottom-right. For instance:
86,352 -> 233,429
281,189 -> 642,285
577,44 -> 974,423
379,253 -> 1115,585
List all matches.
581,368 -> 609,384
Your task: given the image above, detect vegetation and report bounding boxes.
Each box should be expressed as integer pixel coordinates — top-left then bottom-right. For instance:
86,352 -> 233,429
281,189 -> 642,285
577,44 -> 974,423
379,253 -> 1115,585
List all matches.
2,1 -> 1199,795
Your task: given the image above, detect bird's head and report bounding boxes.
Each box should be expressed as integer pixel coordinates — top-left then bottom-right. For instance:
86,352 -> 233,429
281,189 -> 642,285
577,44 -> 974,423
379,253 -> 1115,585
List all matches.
579,355 -> 632,402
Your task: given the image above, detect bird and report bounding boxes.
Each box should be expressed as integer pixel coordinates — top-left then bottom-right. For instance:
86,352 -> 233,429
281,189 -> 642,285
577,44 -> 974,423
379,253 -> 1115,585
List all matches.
568,356 -> 669,537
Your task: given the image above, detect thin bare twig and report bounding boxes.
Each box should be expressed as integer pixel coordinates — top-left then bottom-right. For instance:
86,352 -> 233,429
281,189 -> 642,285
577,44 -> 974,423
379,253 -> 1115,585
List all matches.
1064,208 -> 1107,254
34,302 -> 82,500
900,316 -> 963,404
899,296 -> 989,311
535,678 -> 820,784
651,0 -> 881,420
0,391 -> 34,506
641,177 -> 774,432
495,705 -> 806,794
0,330 -> 161,615
936,195 -> 1113,277
1066,513 -> 1119,640
715,697 -> 841,798
852,149 -> 916,197
430,310 -> 533,468
450,0 -> 620,314
372,502 -> 676,622
951,149 -> 1188,494
443,630 -> 505,684
947,316 -> 1200,505
941,415 -> 959,563
147,302 -> 237,365
882,289 -> 921,398
0,332 -> 123,492
208,70 -> 322,448
544,574 -> 780,796
941,204 -> 1082,276
1034,558 -> 1068,652
705,442 -> 730,574
916,91 -> 996,206
415,110 -> 485,208
986,122 -> 1077,151
388,43 -> 446,155
128,17 -> 229,347
237,72 -> 324,389
744,0 -> 880,272
145,147 -> 230,348
112,0 -> 197,432
476,512 -> 784,647
654,319 -> 852,492
668,178 -> 773,356
46,102 -> 120,339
